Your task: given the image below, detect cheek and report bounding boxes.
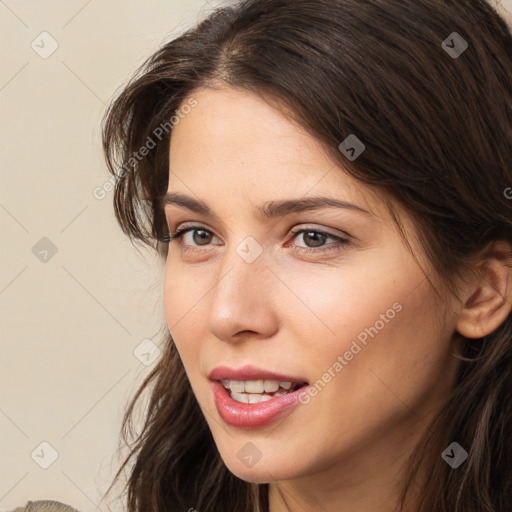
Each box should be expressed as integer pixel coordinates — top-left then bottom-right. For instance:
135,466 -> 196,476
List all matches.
162,262 -> 183,326
301,271 -> 451,443
162,261 -> 205,362
278,256 -> 414,357
162,253 -> 209,324
284,254 -> 448,404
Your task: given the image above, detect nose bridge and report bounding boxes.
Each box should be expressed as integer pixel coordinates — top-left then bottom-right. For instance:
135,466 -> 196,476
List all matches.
206,237 -> 277,340
211,239 -> 267,315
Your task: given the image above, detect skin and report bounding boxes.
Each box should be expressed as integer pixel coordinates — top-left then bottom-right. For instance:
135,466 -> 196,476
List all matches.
161,86 -> 508,512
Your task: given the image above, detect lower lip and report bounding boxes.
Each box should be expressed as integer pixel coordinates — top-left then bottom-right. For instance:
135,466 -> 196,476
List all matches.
211,381 -> 306,429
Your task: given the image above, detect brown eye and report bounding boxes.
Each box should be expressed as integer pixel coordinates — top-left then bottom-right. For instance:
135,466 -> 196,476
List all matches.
288,228 -> 350,255
168,225 -> 219,249
301,231 -> 328,247
190,229 -> 213,245
168,224 -> 350,256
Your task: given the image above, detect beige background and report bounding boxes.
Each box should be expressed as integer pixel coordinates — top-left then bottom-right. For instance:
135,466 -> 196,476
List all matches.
1,1 -> 511,511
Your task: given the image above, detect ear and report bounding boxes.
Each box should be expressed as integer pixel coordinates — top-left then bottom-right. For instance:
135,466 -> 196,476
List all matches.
456,240 -> 512,339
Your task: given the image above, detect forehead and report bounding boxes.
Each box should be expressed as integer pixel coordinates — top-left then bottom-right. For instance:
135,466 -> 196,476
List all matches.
168,86 -> 384,219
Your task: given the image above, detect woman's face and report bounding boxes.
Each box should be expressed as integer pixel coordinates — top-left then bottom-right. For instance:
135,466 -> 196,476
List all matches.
162,86 -> 462,485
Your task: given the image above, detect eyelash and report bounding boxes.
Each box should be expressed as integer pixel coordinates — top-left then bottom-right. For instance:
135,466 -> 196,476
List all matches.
165,223 -> 350,255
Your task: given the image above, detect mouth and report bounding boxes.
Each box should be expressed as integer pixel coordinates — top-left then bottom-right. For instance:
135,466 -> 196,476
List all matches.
208,365 -> 310,427
219,379 -> 308,404
210,377 -> 310,429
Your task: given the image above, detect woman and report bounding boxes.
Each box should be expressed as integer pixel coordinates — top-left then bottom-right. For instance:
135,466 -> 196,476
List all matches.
100,0 -> 512,511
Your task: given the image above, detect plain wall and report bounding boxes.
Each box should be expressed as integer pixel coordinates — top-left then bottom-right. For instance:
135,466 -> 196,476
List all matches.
0,1 -> 511,511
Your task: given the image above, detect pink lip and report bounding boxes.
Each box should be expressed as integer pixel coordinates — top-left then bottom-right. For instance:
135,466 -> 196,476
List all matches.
211,381 -> 307,429
208,364 -> 308,383
208,365 -> 309,429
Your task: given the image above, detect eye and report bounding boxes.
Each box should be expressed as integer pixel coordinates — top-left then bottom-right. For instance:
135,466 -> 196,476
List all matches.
166,223 -> 350,255
286,227 -> 350,254
167,224 -> 220,250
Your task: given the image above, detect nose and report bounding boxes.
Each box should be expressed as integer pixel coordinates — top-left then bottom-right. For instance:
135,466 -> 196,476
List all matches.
205,244 -> 279,344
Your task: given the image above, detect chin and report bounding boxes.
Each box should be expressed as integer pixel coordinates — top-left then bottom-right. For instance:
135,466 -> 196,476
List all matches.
227,465 -> 284,484
219,450 -> 307,483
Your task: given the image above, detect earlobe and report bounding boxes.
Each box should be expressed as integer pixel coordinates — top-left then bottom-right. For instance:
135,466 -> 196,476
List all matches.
456,240 -> 512,339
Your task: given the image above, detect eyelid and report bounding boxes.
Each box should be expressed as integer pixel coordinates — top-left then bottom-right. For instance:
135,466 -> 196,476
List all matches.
166,221 -> 351,255
167,221 -> 219,241
288,225 -> 350,241
168,221 -> 349,241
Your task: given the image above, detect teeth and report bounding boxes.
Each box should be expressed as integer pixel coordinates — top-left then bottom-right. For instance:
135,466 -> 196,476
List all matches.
244,379 -> 264,393
229,380 -> 245,393
230,392 -> 274,404
221,379 -> 299,393
248,394 -> 273,403
263,380 -> 280,392
220,379 -> 306,403
230,391 -> 249,403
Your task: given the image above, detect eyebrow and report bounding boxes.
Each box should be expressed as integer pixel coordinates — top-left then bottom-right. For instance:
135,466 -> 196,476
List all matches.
159,192 -> 372,220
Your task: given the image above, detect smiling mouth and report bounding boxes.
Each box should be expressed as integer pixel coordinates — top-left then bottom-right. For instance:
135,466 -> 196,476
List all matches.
219,379 -> 308,403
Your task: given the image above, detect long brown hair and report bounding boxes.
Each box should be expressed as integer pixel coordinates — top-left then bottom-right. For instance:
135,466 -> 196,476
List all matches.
100,1 -> 512,510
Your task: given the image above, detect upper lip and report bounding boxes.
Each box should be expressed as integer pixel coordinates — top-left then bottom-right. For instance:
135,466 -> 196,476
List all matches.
208,364 -> 309,384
